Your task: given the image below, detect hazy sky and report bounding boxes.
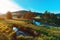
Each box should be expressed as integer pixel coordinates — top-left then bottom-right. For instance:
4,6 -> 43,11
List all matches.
0,0 -> 60,14
0,0 -> 24,14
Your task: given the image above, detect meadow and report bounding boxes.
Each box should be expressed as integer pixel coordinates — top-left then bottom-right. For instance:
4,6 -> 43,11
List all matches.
0,19 -> 60,40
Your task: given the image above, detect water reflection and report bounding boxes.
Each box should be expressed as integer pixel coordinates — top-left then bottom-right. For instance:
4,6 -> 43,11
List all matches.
13,27 -> 26,36
13,27 -> 18,32
33,20 -> 41,26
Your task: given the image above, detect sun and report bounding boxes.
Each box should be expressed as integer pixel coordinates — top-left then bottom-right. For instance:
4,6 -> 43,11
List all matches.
0,0 -> 24,14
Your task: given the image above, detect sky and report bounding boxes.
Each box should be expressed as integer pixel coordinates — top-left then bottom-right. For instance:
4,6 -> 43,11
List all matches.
0,0 -> 24,14
0,0 -> 60,14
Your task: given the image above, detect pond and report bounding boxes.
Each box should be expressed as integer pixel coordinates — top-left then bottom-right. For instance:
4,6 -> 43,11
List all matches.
32,20 -> 60,27
12,27 -> 39,37
13,27 -> 26,36
32,20 -> 41,26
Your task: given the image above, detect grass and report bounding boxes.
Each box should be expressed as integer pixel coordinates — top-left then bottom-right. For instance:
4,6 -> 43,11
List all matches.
0,19 -> 60,40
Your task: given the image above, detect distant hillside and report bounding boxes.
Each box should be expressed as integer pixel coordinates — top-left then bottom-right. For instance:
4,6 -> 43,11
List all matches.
12,10 -> 28,13
56,13 -> 60,16
11,10 -> 42,16
0,10 -> 43,19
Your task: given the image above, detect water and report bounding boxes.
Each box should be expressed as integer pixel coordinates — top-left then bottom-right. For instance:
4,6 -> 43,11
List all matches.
13,27 -> 18,32
33,20 -> 41,26
16,31 -> 26,36
32,20 -> 60,27
13,27 -> 26,36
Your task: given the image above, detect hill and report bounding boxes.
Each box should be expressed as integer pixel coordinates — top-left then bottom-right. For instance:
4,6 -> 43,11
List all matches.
56,13 -> 60,16
11,10 -> 42,16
